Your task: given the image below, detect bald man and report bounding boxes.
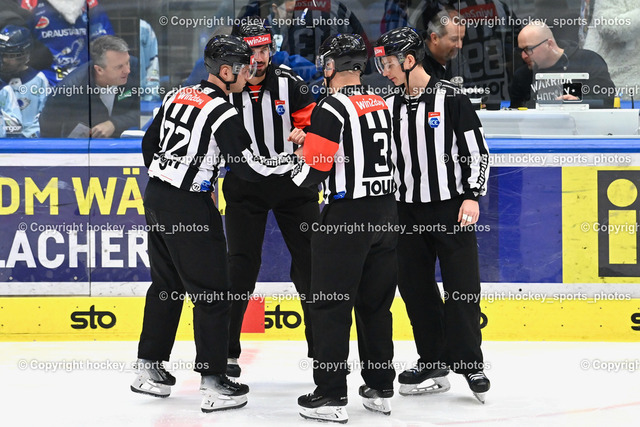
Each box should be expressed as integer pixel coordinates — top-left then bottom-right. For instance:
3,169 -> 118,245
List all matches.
509,20 -> 615,108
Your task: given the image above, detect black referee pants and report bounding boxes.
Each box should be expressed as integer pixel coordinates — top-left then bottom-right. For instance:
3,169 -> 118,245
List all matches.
397,197 -> 484,374
137,178 -> 231,375
311,195 -> 397,398
223,171 -> 319,359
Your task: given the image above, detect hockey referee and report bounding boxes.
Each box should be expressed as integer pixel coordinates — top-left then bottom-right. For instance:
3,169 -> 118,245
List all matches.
293,34 -> 397,423
132,34 -> 297,413
375,27 -> 491,403
224,20 -> 318,378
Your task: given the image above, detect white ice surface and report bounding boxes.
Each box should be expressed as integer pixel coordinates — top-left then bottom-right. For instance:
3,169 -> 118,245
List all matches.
2,340 -> 640,426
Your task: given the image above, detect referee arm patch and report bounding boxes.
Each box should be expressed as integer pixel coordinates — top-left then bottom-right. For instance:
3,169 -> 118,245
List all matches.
303,133 -> 339,172
291,102 -> 316,129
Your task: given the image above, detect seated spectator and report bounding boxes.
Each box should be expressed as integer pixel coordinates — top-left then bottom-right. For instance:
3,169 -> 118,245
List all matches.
39,35 -> 139,138
423,9 -> 465,81
0,77 -> 22,138
509,21 -> 615,108
21,0 -> 114,86
0,0 -> 52,71
0,25 -> 48,138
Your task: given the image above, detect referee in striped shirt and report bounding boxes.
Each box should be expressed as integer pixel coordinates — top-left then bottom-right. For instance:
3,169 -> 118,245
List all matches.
293,34 -> 397,423
223,21 -> 318,378
375,27 -> 491,403
134,34 -> 297,412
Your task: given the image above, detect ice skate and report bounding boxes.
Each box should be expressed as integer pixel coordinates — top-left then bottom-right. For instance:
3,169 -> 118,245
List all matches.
464,371 -> 490,404
398,363 -> 450,396
226,358 -> 241,378
298,392 -> 348,423
130,359 -> 176,398
200,374 -> 249,412
358,385 -> 392,415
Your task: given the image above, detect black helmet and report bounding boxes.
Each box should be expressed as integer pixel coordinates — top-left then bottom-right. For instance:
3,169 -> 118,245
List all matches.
204,34 -> 254,76
317,33 -> 367,73
0,25 -> 32,73
374,27 -> 425,74
231,18 -> 276,54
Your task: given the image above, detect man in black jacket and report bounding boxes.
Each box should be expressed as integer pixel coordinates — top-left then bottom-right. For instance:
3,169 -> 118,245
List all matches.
423,9 -> 465,81
39,35 -> 139,138
509,20 -> 615,108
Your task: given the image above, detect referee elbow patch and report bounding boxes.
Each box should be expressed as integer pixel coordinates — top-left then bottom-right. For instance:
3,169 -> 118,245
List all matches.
303,133 -> 338,172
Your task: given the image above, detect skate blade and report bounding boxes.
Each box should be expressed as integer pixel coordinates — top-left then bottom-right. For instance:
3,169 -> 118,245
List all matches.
362,397 -> 391,415
473,392 -> 487,404
299,406 -> 348,423
399,376 -> 451,396
201,394 -> 248,413
130,377 -> 171,398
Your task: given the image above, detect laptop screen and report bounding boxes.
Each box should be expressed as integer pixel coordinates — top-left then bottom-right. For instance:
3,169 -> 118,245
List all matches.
533,72 -> 590,109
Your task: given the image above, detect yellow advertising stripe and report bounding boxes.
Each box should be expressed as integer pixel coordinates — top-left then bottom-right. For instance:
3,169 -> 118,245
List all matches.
563,166 -> 602,283
1,297 -> 639,342
481,298 -> 640,342
562,166 -> 640,283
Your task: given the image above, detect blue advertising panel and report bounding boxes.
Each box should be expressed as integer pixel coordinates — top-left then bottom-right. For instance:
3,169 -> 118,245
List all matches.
2,138 -> 640,294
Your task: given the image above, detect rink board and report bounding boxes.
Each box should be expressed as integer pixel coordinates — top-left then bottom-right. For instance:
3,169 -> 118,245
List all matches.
4,145 -> 640,286
1,295 -> 640,342
3,140 -> 640,341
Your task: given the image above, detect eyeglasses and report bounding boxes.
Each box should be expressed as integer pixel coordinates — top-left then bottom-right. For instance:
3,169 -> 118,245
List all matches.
520,38 -> 548,56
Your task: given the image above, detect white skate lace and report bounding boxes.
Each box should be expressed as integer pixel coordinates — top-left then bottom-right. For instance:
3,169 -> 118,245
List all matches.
468,373 -> 485,381
221,376 -> 244,391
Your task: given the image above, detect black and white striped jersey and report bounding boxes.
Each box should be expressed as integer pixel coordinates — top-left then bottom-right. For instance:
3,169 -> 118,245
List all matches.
229,64 -> 315,159
292,85 -> 394,204
142,81 -> 296,192
386,78 -> 489,204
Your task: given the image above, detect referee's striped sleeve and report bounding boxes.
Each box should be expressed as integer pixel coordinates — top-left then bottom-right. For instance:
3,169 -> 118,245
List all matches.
451,94 -> 489,200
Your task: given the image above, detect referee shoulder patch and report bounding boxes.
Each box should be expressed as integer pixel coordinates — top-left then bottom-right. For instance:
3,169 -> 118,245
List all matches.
349,94 -> 388,117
